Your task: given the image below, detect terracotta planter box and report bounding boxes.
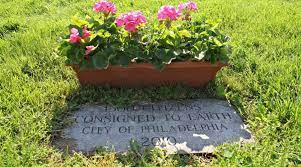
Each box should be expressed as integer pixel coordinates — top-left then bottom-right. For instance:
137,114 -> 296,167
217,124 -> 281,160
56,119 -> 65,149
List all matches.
71,61 -> 226,87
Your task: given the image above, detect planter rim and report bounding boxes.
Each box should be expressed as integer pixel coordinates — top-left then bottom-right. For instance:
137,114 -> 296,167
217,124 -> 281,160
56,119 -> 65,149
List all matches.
69,61 -> 228,70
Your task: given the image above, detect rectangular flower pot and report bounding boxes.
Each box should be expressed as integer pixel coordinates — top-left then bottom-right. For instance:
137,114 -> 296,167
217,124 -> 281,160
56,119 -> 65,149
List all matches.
71,61 -> 226,87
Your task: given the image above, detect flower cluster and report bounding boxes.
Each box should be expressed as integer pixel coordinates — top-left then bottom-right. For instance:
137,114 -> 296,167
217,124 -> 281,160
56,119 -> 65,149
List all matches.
178,2 -> 197,20
69,26 -> 91,43
93,1 -> 117,16
90,1 -> 197,32
158,2 -> 197,21
157,5 -> 181,21
178,2 -> 198,13
116,11 -> 147,32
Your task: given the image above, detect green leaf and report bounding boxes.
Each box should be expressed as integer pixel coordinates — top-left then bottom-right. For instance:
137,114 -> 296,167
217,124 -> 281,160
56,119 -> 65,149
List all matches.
141,34 -> 151,42
194,41 -> 208,52
104,32 -> 111,38
213,37 -> 223,47
92,52 -> 109,69
193,41 -> 202,51
194,51 -> 206,60
86,16 -> 100,28
179,30 -> 191,38
168,30 -> 176,39
162,49 -> 176,64
96,30 -> 111,38
79,59 -> 95,70
71,16 -> 88,27
136,51 -> 150,60
182,49 -> 191,55
173,50 -> 181,56
119,53 -> 131,67
65,46 -> 84,64
74,48 -> 84,62
166,39 -> 174,46
59,43 -> 71,57
210,54 -> 217,64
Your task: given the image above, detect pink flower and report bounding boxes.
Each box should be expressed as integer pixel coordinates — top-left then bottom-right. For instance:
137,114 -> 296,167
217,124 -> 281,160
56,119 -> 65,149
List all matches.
116,11 -> 147,32
115,18 -> 124,26
71,28 -> 79,34
69,28 -> 81,43
69,26 -> 92,43
178,1 -> 197,13
82,26 -> 91,39
85,45 -> 95,55
157,5 -> 181,21
93,1 -> 117,15
124,22 -> 137,32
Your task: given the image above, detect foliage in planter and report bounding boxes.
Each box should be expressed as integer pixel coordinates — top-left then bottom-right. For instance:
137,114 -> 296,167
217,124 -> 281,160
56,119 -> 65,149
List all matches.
59,1 -> 231,70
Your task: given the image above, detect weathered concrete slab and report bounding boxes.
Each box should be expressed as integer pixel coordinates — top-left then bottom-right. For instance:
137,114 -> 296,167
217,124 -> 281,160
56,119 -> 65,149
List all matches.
55,99 -> 252,154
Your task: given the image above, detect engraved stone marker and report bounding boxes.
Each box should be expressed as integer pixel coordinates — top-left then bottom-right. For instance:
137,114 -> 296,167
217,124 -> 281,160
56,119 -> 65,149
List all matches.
55,99 -> 252,154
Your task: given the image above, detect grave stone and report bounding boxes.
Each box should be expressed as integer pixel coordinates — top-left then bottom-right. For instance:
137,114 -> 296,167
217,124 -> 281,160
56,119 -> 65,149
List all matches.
54,99 -> 252,154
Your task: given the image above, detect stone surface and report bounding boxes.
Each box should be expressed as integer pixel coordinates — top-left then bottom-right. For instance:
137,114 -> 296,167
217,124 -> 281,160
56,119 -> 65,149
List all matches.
55,99 -> 252,154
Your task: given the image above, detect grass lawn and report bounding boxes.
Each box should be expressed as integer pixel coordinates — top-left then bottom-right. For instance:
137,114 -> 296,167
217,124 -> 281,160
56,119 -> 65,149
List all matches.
0,0 -> 301,166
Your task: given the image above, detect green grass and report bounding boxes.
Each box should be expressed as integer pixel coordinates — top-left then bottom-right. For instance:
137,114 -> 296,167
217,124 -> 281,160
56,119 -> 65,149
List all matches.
0,0 -> 301,166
